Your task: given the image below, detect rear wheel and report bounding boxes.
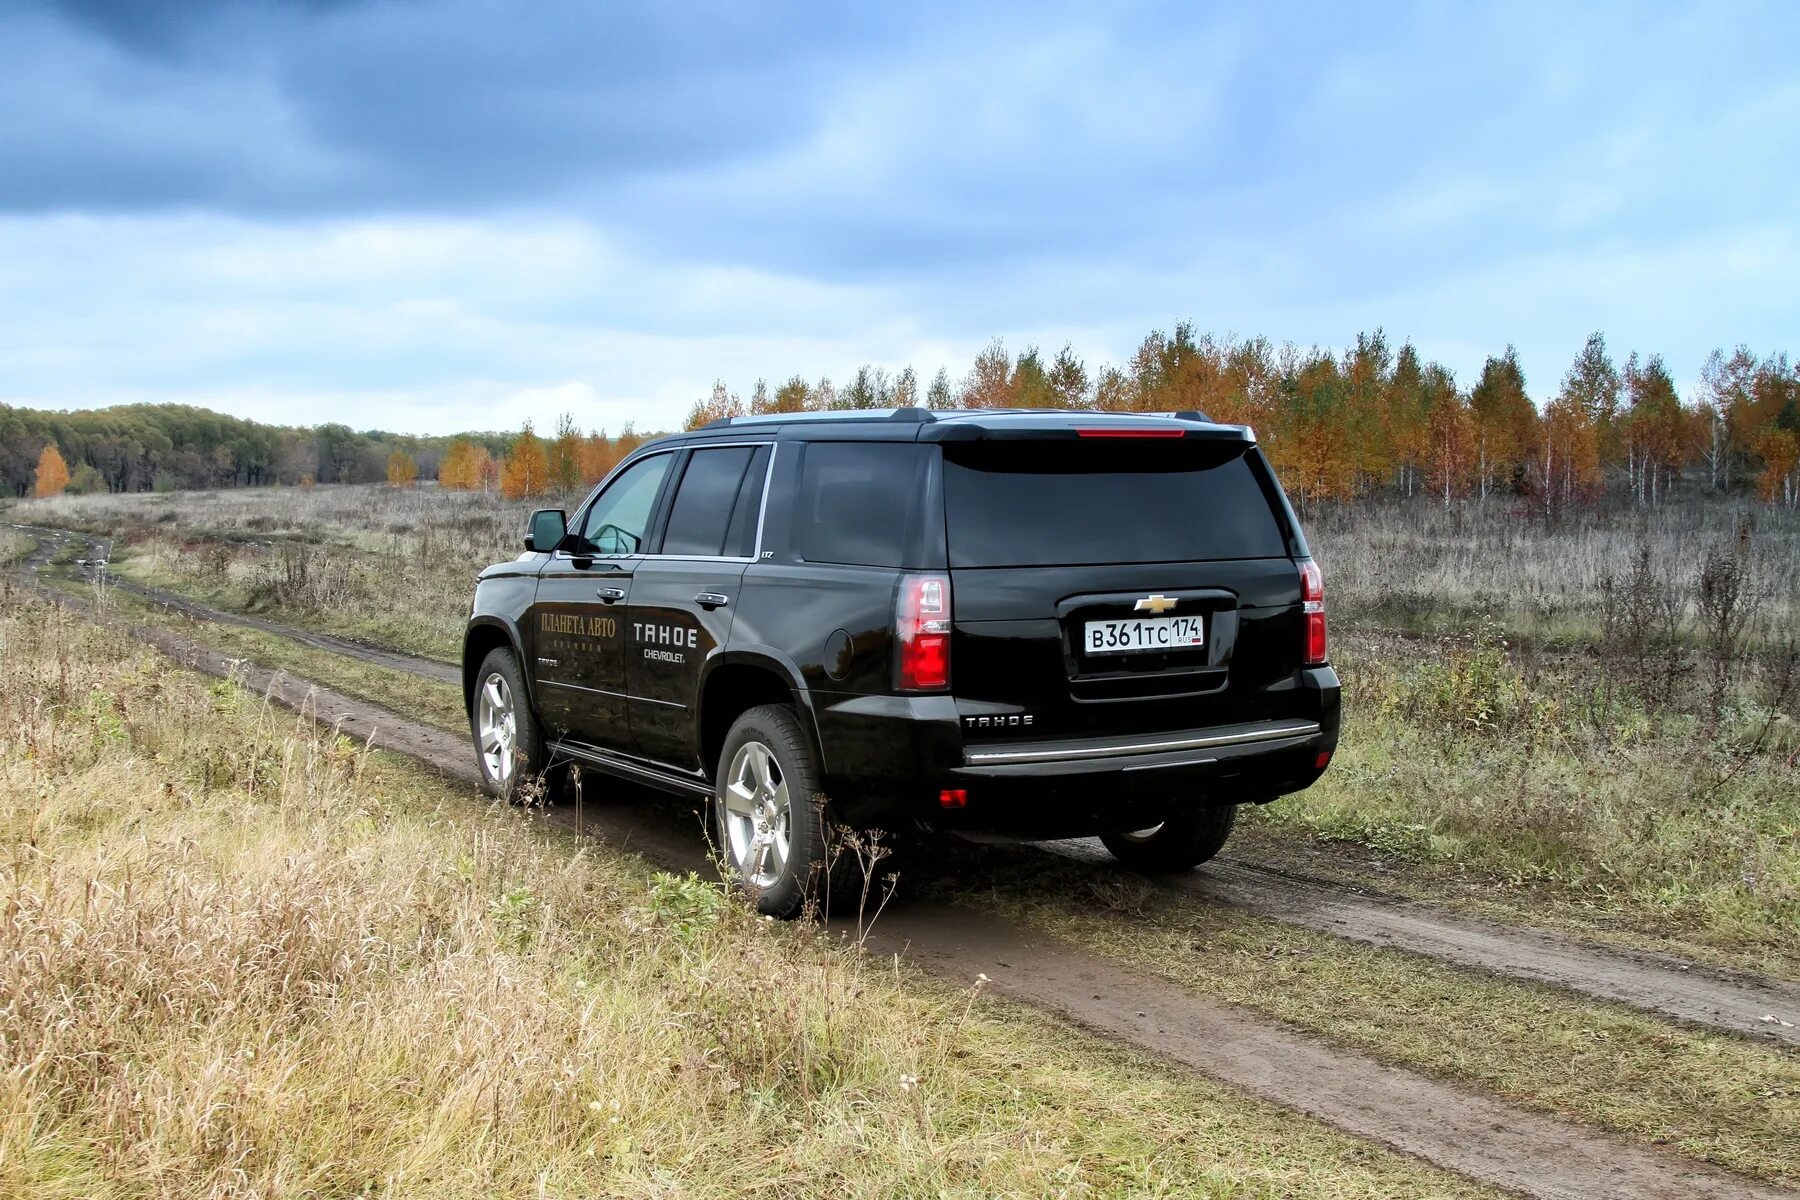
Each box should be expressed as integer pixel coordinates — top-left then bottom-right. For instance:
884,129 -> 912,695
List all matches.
471,647 -> 547,802
713,704 -> 853,919
1100,804 -> 1237,873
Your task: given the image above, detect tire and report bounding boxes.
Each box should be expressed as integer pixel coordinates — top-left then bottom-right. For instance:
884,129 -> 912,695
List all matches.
470,646 -> 548,802
712,704 -> 856,919
1100,804 -> 1237,874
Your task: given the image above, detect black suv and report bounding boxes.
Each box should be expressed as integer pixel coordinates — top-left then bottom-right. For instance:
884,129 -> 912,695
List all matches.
464,408 -> 1339,916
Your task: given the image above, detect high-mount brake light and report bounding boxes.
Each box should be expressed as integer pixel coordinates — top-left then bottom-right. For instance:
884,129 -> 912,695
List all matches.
896,573 -> 952,691
1076,427 -> 1185,438
1299,559 -> 1328,665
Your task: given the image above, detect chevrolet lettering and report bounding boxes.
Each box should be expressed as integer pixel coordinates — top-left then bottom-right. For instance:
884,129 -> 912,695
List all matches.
463,409 -> 1339,918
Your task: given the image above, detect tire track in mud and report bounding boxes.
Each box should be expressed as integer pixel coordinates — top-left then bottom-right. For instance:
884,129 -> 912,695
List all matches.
23,523 -> 1796,1047
13,525 -> 1799,1200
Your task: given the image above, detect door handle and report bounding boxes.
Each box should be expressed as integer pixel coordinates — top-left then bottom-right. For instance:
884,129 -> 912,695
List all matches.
596,587 -> 626,603
694,592 -> 730,610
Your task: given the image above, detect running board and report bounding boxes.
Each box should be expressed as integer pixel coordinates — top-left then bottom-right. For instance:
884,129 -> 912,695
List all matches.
555,741 -> 713,799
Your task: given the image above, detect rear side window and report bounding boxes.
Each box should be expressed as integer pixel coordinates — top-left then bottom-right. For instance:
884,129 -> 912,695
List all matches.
943,441 -> 1287,567
662,446 -> 757,556
797,442 -> 926,567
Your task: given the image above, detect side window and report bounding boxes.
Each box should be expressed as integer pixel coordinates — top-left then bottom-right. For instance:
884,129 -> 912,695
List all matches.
722,445 -> 772,558
576,453 -> 671,556
661,446 -> 756,556
796,442 -> 926,567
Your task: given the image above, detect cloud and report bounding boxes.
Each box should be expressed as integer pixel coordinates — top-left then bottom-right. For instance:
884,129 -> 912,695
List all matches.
0,1 -> 1795,433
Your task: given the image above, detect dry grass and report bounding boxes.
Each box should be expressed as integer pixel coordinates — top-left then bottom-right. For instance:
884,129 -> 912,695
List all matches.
1316,498 -> 1800,639
0,527 -> 31,566
16,484 -> 1800,955
0,593 -> 1495,1199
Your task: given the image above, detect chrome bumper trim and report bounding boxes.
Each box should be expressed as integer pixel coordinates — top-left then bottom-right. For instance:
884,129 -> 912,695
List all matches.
964,720 -> 1321,766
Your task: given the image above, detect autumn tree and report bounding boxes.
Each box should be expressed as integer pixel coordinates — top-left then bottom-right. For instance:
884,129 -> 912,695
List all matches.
1541,379 -> 1600,520
925,368 -> 953,409
1046,344 -> 1089,408
765,376 -> 811,414
1559,333 -> 1622,481
1385,343 -> 1432,497
386,450 -> 418,488
1467,346 -> 1537,499
838,366 -> 893,409
1341,330 -> 1393,495
32,443 -> 70,496
1755,429 -> 1798,506
578,430 -> 616,484
893,366 -> 918,407
1422,366 -> 1473,508
1698,346 -> 1758,490
1622,354 -> 1684,506
684,382 -> 743,431
1008,348 -> 1056,408
959,340 -> 1014,408
438,437 -> 480,489
500,422 -> 548,500
546,412 -> 583,493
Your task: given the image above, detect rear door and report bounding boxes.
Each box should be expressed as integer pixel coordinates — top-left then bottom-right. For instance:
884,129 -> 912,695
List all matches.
941,436 -> 1307,740
623,442 -> 772,768
530,451 -> 673,748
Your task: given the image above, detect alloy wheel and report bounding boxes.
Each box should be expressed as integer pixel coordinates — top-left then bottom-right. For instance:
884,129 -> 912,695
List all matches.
721,739 -> 792,889
476,671 -> 517,785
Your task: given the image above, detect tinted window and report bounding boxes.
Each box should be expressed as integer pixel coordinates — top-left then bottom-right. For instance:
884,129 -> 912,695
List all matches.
576,453 -> 670,555
944,442 -> 1287,567
662,446 -> 756,556
722,445 -> 772,558
797,442 -> 926,568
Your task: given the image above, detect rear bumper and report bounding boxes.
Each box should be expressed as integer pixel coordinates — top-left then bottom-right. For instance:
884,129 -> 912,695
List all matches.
814,666 -> 1340,838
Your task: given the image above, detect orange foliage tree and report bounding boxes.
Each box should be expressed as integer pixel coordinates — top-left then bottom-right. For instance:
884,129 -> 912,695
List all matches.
438,437 -> 480,490
547,412 -> 583,493
500,423 -> 548,499
33,444 -> 71,496
684,382 -> 744,431
386,450 -> 417,488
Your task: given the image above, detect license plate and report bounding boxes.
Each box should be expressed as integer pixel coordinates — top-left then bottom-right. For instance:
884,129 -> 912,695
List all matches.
1083,615 -> 1206,655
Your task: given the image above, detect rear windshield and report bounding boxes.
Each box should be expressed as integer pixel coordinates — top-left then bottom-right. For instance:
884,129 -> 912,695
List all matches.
943,441 -> 1288,568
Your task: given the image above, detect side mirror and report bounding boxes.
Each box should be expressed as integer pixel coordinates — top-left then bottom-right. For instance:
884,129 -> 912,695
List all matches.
524,509 -> 567,552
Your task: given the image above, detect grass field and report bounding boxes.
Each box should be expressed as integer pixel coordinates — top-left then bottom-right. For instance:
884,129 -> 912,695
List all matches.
0,592 -> 1508,1199
16,484 -> 1799,969
10,485 -> 1800,1196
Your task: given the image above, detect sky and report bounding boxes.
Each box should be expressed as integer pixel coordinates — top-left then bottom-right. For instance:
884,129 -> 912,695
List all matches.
1,0 -> 1796,436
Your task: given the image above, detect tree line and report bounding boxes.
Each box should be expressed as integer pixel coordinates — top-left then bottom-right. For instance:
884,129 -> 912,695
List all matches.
0,403 -> 513,498
9,327 -> 1797,509
683,328 -> 1800,511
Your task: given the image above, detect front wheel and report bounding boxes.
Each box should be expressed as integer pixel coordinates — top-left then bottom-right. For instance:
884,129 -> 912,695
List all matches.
470,647 -> 547,801
1100,805 -> 1237,874
713,704 -> 851,919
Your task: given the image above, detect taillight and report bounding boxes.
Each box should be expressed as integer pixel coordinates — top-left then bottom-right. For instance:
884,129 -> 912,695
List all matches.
1299,559 -> 1327,665
896,573 -> 952,691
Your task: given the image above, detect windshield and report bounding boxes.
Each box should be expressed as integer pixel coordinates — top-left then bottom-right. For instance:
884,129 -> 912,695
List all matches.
942,441 -> 1288,568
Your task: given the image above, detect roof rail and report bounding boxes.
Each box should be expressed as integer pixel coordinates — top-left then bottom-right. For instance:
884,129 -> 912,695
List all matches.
701,407 -> 938,430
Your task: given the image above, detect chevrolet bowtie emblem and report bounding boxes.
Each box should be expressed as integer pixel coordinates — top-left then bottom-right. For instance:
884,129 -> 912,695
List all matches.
1134,594 -> 1178,614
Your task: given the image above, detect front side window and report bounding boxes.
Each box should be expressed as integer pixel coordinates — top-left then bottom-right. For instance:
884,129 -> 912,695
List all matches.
574,453 -> 671,555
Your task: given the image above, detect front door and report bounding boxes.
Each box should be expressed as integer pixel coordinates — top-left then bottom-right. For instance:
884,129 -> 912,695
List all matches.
528,451 -> 674,749
625,443 -> 770,768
